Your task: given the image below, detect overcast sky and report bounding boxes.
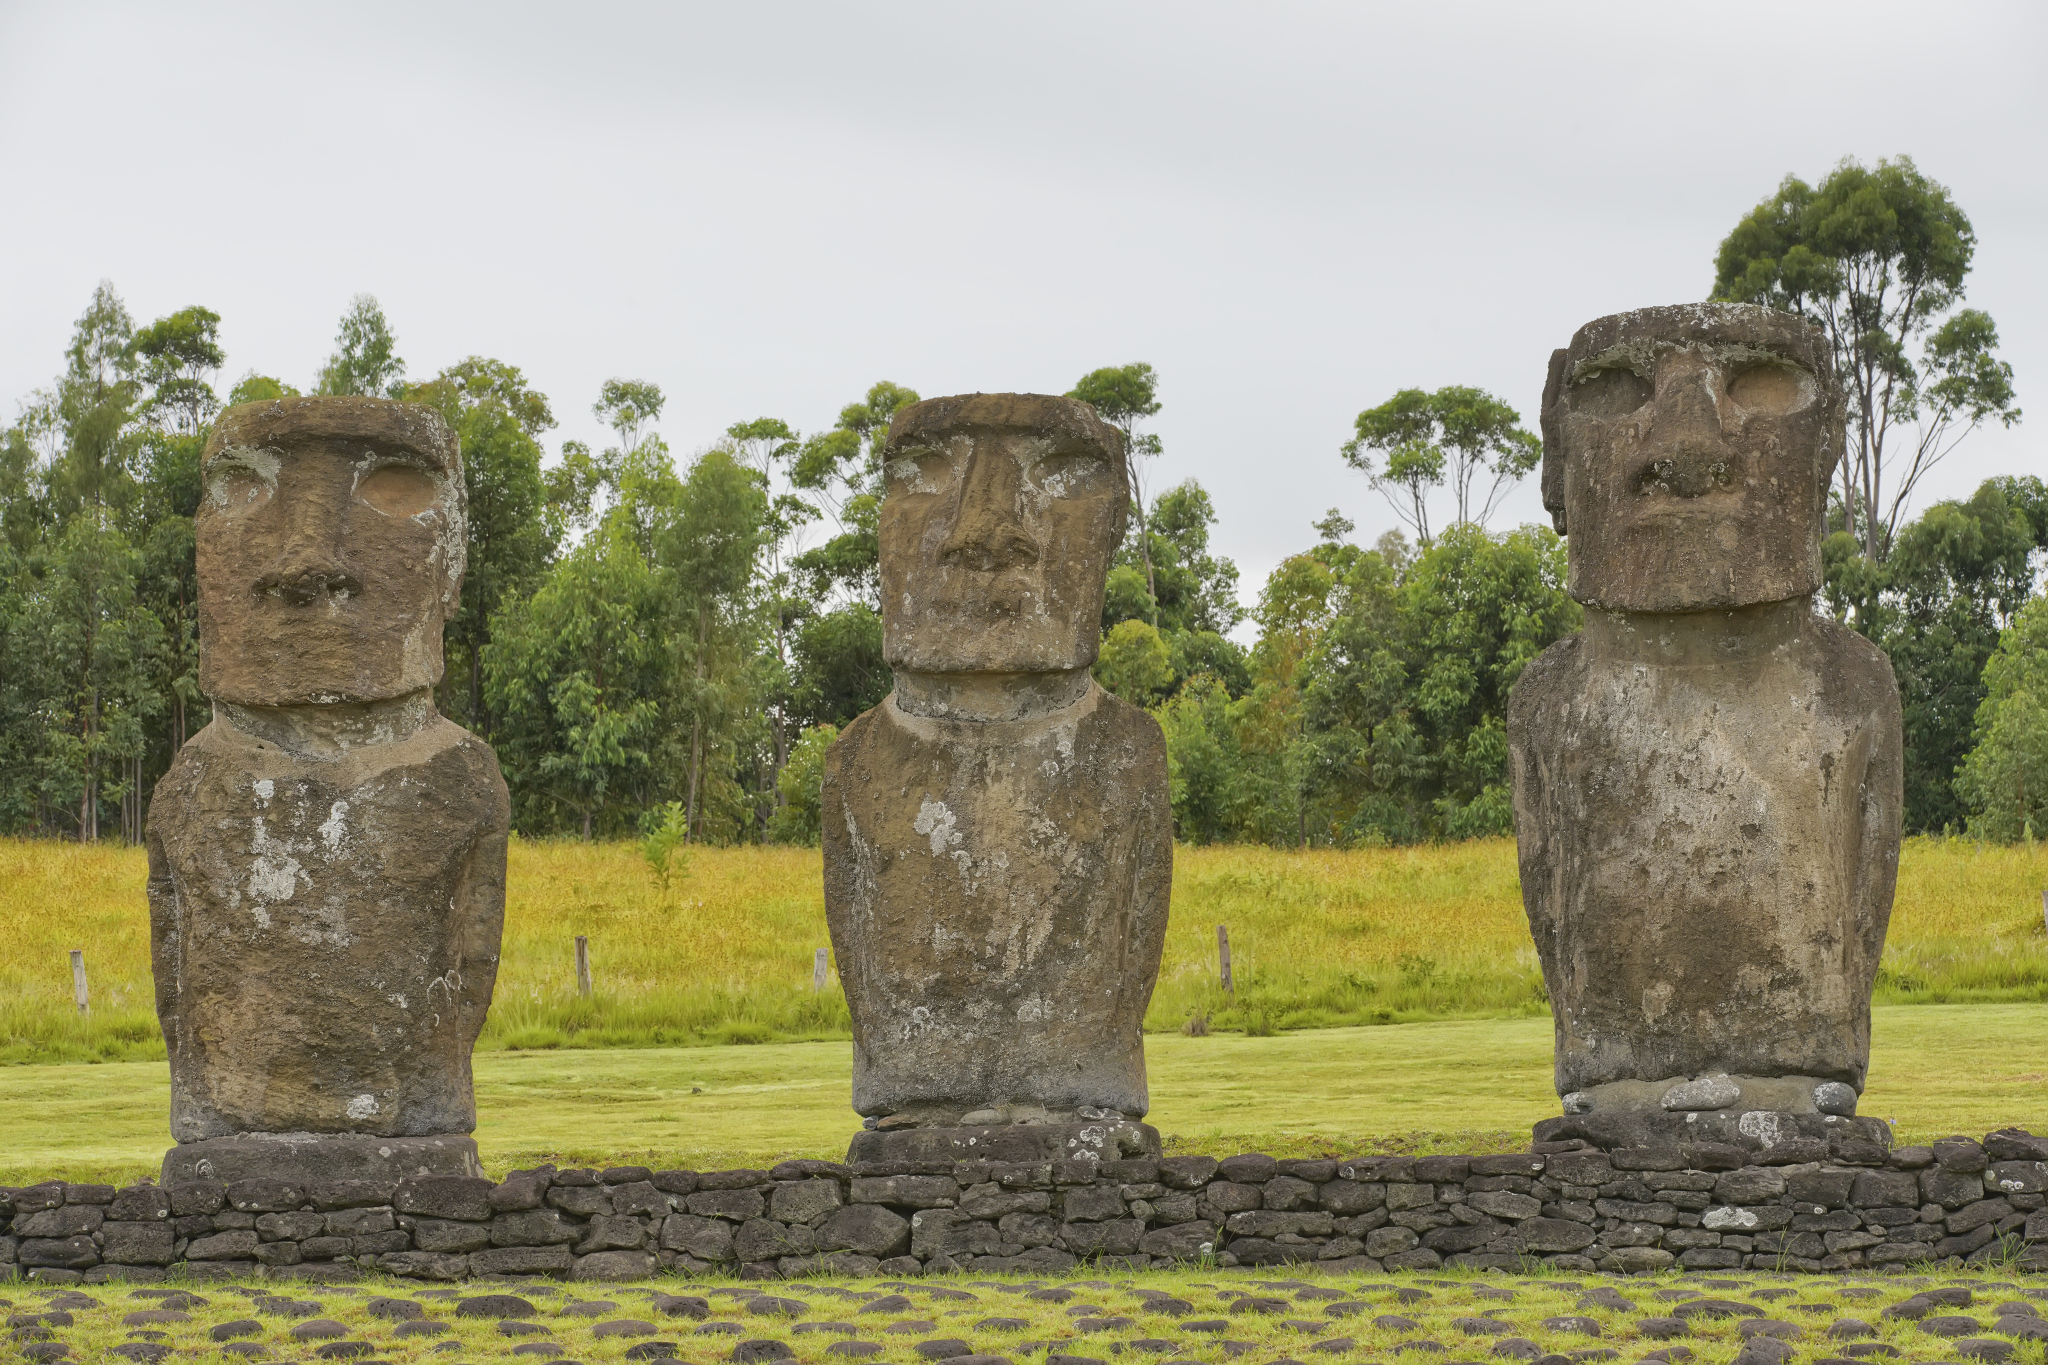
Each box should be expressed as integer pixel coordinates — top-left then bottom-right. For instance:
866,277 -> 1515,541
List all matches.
3,1 -> 2042,615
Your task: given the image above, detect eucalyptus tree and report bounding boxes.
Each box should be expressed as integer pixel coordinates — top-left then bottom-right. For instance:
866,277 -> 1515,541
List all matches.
1713,156 -> 2020,561
1340,386 -> 1539,546
313,294 -> 406,398
1069,363 -> 1163,619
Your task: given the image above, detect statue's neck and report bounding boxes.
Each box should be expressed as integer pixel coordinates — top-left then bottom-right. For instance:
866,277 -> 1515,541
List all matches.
217,689 -> 440,759
890,668 -> 1093,723
1582,596 -> 1815,667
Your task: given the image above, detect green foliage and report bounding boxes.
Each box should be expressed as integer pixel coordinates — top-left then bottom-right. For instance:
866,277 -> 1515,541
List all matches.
224,374 -> 298,406
1068,362 -> 1160,432
1070,362 -> 1167,620
1958,596 -> 2048,841
639,802 -> 694,893
0,276 -> 2036,853
312,293 -> 405,398
789,382 -> 918,610
129,306 -> 222,434
484,442 -> 771,842
1826,475 -> 2048,831
594,378 -> 664,456
1713,156 -> 2020,560
790,604 -> 890,729
401,358 -> 558,737
1341,386 -> 1538,545
768,724 -> 838,845
1101,478 -> 1247,702
484,520 -> 673,839
1096,619 -> 1175,704
1149,521 -> 1577,846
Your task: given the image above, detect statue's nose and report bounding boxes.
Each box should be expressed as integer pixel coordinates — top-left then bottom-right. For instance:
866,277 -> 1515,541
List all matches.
255,552 -> 362,605
937,447 -> 1041,571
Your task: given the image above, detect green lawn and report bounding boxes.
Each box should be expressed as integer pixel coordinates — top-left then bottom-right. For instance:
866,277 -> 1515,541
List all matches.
9,1004 -> 2042,1186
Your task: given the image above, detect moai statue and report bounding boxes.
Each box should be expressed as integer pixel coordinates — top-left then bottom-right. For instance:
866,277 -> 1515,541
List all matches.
1509,304 -> 1903,1155
148,397 -> 508,1184
823,393 -> 1173,1165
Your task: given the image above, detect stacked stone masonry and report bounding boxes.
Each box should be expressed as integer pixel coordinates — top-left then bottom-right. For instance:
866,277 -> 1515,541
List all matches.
6,1132 -> 2046,1284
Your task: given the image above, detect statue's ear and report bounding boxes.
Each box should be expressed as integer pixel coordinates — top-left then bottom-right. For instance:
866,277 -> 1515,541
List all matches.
1540,348 -> 1570,535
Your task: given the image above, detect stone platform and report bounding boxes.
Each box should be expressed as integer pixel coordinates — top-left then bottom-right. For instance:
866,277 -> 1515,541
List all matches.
846,1119 -> 1161,1167
4,1127 -> 2039,1284
161,1133 -> 483,1185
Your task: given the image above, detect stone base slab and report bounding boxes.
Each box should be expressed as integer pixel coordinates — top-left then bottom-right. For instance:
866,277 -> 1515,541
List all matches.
1534,1107 -> 1892,1153
161,1133 -> 482,1184
846,1119 -> 1161,1165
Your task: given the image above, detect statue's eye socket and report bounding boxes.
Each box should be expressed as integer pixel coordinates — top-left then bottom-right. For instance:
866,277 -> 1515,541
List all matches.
210,468 -> 272,513
1571,368 -> 1653,419
886,449 -> 956,492
1034,452 -> 1108,496
357,465 -> 439,517
1728,364 -> 1806,415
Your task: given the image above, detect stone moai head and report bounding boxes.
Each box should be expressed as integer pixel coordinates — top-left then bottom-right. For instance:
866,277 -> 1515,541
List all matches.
878,393 -> 1128,675
1540,303 -> 1845,613
197,397 -> 465,706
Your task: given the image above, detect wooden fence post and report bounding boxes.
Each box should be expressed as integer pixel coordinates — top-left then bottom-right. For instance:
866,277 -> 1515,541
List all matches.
813,947 -> 829,992
575,936 -> 592,998
1217,924 -> 1233,993
70,949 -> 88,1016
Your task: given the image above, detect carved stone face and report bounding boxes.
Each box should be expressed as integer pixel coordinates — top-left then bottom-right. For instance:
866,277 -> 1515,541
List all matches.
879,393 -> 1127,674
1540,303 -> 1843,612
197,397 -> 465,706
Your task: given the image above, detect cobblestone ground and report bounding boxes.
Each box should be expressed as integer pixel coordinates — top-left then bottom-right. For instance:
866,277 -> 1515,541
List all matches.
5,1270 -> 2047,1365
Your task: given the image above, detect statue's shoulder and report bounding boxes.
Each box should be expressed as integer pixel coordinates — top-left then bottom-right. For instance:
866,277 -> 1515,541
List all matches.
1508,631 -> 1586,725
1804,613 -> 1894,674
149,722 -> 232,832
1803,613 -> 1902,722
1088,686 -> 1168,756
821,701 -> 893,801
420,714 -> 506,771
829,700 -> 888,758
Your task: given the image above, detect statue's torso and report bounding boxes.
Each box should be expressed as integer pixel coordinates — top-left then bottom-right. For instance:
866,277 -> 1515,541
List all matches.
147,716 -> 509,1140
823,685 -> 1171,1119
1508,610 -> 1902,1092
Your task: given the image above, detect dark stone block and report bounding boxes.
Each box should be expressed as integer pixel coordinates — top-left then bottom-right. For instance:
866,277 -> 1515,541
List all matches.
394,1176 -> 493,1222
1217,1155 -> 1277,1184
1157,1157 -> 1218,1190
107,1188 -> 172,1222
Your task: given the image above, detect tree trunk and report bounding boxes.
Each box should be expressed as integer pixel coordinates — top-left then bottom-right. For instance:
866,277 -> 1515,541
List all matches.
470,637 -> 484,736
1136,497 -> 1158,625
770,613 -> 789,813
685,603 -> 709,842
686,717 -> 702,842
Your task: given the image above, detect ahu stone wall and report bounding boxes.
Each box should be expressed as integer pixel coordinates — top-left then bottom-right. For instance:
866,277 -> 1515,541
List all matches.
6,1131 -> 2048,1284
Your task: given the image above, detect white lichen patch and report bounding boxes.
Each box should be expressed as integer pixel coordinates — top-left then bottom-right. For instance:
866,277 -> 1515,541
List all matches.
318,800 -> 350,853
913,797 -> 963,856
245,816 -> 304,927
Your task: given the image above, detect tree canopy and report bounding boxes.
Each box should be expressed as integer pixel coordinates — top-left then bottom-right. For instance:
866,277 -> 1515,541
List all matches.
1712,156 -> 2020,561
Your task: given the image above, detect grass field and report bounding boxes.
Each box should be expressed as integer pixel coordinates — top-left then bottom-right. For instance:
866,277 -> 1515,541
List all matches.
3,1003 -> 2039,1187
2,834 -> 2046,1063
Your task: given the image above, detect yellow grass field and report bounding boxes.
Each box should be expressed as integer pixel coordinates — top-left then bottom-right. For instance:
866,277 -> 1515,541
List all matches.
2,834 -> 2045,1063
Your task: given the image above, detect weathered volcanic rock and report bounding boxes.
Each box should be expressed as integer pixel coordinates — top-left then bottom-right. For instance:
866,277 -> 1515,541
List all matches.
824,394 -> 1172,1132
149,397 -> 507,1177
1510,305 -> 1903,1146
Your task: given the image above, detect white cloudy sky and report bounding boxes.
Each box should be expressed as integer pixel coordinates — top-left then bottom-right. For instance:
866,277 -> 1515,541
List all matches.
2,0 -> 2042,608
